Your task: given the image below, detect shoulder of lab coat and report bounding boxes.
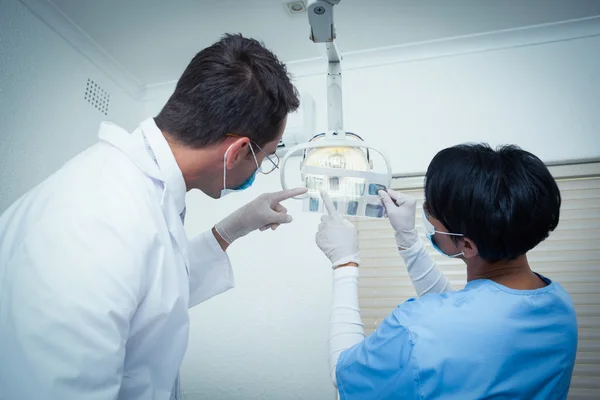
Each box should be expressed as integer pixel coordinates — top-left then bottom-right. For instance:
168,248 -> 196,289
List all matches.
187,230 -> 235,307
0,142 -> 162,399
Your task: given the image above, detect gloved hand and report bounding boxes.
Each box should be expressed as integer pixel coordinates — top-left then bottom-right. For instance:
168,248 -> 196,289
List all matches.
379,189 -> 419,250
315,191 -> 360,268
214,187 -> 308,244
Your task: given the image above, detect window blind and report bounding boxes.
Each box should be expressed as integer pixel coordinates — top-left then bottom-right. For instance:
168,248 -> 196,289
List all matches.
353,172 -> 600,399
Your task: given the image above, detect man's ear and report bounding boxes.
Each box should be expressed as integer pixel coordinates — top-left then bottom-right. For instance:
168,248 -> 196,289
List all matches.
224,137 -> 251,170
461,237 -> 479,259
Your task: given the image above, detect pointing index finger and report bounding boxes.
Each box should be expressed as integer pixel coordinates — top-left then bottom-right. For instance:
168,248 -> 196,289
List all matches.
320,190 -> 339,218
272,187 -> 308,202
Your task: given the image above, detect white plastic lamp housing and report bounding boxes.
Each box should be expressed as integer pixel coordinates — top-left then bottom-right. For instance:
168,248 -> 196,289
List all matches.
307,0 -> 341,43
280,137 -> 393,200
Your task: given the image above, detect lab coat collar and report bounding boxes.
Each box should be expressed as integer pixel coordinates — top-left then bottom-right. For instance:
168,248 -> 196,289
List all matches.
98,122 -> 162,181
139,118 -> 187,218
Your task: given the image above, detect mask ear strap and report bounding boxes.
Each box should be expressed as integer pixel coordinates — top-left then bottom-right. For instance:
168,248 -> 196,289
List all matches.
223,144 -> 233,190
249,143 -> 259,169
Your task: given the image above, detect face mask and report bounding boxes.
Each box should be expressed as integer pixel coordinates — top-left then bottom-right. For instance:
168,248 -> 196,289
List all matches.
220,143 -> 261,198
422,208 -> 464,258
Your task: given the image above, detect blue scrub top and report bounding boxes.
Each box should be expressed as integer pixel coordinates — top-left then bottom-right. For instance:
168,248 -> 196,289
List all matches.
336,275 -> 578,400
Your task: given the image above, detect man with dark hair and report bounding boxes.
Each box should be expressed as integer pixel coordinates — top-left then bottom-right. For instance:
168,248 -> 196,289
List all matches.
316,143 -> 578,399
0,34 -> 306,400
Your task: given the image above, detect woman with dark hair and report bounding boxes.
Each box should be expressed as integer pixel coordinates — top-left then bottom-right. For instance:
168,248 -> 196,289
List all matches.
316,143 -> 578,400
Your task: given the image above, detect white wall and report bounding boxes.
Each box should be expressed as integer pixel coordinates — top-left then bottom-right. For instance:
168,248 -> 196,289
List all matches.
0,0 -> 143,212
143,31 -> 600,400
182,179 -> 334,400
341,36 -> 600,174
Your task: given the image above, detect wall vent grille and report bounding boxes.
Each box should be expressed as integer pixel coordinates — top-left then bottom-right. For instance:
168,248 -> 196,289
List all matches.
85,78 -> 110,116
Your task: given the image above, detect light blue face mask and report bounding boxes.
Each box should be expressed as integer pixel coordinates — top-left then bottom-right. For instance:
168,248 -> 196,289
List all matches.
220,143 -> 261,198
422,208 -> 464,258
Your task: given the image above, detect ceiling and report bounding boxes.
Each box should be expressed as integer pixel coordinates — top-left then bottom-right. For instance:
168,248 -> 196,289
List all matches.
46,0 -> 600,87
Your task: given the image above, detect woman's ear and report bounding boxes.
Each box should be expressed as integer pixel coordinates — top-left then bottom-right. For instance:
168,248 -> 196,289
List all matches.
224,137 -> 251,170
461,237 -> 479,259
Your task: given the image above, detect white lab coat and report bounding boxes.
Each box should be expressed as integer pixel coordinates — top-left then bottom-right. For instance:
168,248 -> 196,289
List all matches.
0,118 -> 235,400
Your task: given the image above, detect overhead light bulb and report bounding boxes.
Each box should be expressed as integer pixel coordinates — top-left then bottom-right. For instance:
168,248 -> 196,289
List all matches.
303,142 -> 369,198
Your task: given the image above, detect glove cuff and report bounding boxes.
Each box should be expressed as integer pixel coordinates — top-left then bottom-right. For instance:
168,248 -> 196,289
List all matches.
395,229 -> 419,251
214,220 -> 238,245
331,253 -> 360,269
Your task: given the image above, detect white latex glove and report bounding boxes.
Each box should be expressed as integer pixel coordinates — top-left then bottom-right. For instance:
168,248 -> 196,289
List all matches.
379,189 -> 419,250
315,191 -> 360,268
214,187 -> 308,244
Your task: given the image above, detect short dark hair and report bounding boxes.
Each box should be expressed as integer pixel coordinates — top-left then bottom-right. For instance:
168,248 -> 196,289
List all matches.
155,33 -> 300,148
424,144 -> 561,262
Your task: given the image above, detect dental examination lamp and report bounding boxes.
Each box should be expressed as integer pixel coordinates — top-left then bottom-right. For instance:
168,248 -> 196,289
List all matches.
280,0 -> 393,218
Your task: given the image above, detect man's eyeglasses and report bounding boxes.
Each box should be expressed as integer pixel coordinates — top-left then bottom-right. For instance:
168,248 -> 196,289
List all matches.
253,143 -> 280,175
227,134 -> 280,175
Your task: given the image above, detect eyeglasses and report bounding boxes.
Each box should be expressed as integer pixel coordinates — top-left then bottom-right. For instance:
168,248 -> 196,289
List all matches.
226,134 -> 280,175
253,143 -> 280,174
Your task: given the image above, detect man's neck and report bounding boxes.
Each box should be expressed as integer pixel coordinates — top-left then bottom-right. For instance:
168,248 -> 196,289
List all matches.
163,132 -> 220,192
466,255 -> 547,290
